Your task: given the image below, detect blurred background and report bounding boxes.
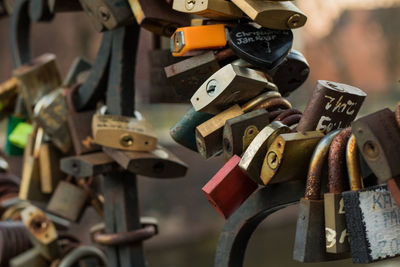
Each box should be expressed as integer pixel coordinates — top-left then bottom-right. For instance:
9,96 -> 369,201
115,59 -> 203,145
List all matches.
1,0 -> 400,266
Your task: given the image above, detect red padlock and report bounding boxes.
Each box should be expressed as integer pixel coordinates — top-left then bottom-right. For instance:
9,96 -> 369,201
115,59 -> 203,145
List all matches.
202,155 -> 258,219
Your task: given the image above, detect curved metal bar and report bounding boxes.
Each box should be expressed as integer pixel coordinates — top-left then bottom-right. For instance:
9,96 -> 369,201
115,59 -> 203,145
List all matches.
215,179 -> 306,267
58,246 -> 107,267
10,0 -> 31,67
73,31 -> 113,111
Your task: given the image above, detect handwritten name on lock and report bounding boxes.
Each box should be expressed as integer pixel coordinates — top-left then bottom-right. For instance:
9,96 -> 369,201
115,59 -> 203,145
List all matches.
359,188 -> 400,260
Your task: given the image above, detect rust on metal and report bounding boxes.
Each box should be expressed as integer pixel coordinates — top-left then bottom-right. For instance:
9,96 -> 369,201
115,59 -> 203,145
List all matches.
94,225 -> 157,246
328,127 -> 352,194
268,109 -> 285,121
305,130 -> 340,200
281,114 -> 302,127
346,134 -> 363,191
214,48 -> 236,62
274,108 -> 302,122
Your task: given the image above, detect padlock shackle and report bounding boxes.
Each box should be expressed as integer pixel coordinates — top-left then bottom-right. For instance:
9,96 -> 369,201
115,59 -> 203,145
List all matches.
346,134 -> 363,191
241,91 -> 281,112
305,129 -> 340,200
328,127 -> 352,194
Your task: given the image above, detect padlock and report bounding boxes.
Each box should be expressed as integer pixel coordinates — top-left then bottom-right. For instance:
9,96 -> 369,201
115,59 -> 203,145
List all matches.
195,90 -> 286,159
260,131 -> 325,185
0,77 -> 19,116
13,54 -> 62,118
239,121 -> 290,184
342,134 -> 400,263
170,24 -> 228,57
9,248 -> 48,267
8,122 -> 33,149
34,88 -> 72,153
293,129 -> 341,262
231,0 -> 307,30
191,64 -> 277,114
202,155 -> 258,219
65,85 -> 101,155
63,57 -> 92,88
21,206 -> 59,261
92,114 -> 157,151
190,18 -> 238,27
170,107 -> 214,152
103,146 -> 188,179
272,108 -> 302,127
297,80 -> 366,133
351,108 -> 400,182
128,0 -> 190,36
228,23 -> 293,70
164,49 -> 236,100
19,129 -> 50,202
172,0 -> 243,20
60,152 -> 117,178
222,109 -> 269,161
39,141 -> 65,194
267,50 -> 310,97
324,127 -> 352,255
79,0 -> 134,32
196,105 -> 243,159
47,178 -> 89,222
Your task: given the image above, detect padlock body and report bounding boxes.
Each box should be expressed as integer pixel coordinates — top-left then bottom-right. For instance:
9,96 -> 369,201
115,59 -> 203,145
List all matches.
324,193 -> 350,254
202,155 -> 257,218
170,107 -> 214,152
343,184 -> 400,263
47,181 -> 88,222
293,198 -> 339,262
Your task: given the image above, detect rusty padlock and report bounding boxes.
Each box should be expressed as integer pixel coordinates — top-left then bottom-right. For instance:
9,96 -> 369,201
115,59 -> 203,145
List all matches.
172,0 -> 243,20
324,128 -> 352,255
297,80 -> 366,133
202,155 -> 257,219
293,129 -> 342,262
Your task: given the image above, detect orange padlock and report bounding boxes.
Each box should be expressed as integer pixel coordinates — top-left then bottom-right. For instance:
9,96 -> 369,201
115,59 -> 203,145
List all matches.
170,24 -> 227,57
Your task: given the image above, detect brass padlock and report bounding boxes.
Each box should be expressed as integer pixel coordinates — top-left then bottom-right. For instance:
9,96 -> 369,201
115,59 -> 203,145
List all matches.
34,88 -> 71,154
164,49 -> 236,100
293,130 -> 342,262
170,24 -> 228,57
60,152 -> 117,178
13,54 -> 62,118
128,0 -> 190,36
239,121 -> 290,184
103,146 -> 188,179
39,141 -> 65,194
297,80 -> 366,133
260,131 -> 325,185
172,0 -> 243,20
191,64 -> 277,114
19,128 -> 50,202
196,104 -> 244,159
47,178 -> 89,222
351,108 -> 400,182
21,206 -> 59,261
222,109 -> 269,161
79,0 -> 134,32
231,0 -> 307,30
92,114 -> 157,151
324,128 -> 352,255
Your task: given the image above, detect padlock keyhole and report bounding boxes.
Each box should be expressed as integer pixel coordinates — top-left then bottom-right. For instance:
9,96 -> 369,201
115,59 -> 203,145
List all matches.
363,141 -> 379,159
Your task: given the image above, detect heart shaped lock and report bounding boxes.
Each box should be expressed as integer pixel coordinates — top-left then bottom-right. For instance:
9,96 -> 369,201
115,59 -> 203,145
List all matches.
228,23 -> 293,70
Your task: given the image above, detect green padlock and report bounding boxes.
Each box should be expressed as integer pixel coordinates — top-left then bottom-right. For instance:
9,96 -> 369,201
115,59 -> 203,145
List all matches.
8,122 -> 33,149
